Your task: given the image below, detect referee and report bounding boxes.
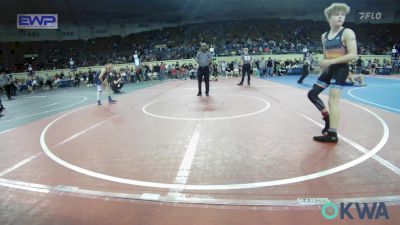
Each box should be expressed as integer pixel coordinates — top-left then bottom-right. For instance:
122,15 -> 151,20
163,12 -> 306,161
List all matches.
237,48 -> 252,85
195,43 -> 213,96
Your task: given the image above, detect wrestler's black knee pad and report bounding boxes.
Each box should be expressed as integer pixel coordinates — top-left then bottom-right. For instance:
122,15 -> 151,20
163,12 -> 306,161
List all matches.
308,84 -> 326,111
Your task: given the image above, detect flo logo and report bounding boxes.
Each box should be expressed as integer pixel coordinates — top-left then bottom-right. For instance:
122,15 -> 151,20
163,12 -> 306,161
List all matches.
359,12 -> 382,20
322,202 -> 390,220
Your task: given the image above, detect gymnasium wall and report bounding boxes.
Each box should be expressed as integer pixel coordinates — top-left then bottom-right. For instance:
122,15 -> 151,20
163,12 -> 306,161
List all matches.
0,9 -> 397,42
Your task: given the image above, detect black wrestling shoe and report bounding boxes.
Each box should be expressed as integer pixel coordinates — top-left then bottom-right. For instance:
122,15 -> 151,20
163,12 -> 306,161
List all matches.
205,93 -> 209,96
313,131 -> 338,143
197,92 -> 202,96
237,83 -> 243,86
322,116 -> 330,135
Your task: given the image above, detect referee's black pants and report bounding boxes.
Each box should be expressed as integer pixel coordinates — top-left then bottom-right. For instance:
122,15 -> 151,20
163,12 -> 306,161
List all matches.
197,66 -> 210,94
239,64 -> 251,84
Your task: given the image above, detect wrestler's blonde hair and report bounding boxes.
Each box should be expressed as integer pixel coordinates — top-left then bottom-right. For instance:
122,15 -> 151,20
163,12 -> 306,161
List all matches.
324,3 -> 350,20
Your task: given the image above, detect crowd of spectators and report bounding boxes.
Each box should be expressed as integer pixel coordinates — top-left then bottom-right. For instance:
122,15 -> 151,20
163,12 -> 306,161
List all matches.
1,19 -> 398,74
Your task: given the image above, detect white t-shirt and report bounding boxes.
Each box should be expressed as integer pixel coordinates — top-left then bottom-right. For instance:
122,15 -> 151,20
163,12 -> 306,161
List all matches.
221,62 -> 226,69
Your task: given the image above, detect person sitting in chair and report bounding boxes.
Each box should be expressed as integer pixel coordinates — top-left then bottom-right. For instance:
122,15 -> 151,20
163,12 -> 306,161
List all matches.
345,69 -> 366,86
111,73 -> 124,93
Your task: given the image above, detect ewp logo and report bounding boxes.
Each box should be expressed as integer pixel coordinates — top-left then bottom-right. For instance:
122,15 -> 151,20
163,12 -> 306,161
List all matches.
322,202 -> 390,220
17,14 -> 58,29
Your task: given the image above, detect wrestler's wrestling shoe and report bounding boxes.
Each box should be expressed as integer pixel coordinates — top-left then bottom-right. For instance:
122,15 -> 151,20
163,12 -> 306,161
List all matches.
313,131 -> 338,143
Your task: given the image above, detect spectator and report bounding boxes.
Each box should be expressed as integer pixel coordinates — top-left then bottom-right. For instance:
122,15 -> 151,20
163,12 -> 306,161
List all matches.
45,74 -> 53,89
1,72 -> 13,100
0,95 -> 4,117
111,73 -> 124,93
266,57 -> 274,77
